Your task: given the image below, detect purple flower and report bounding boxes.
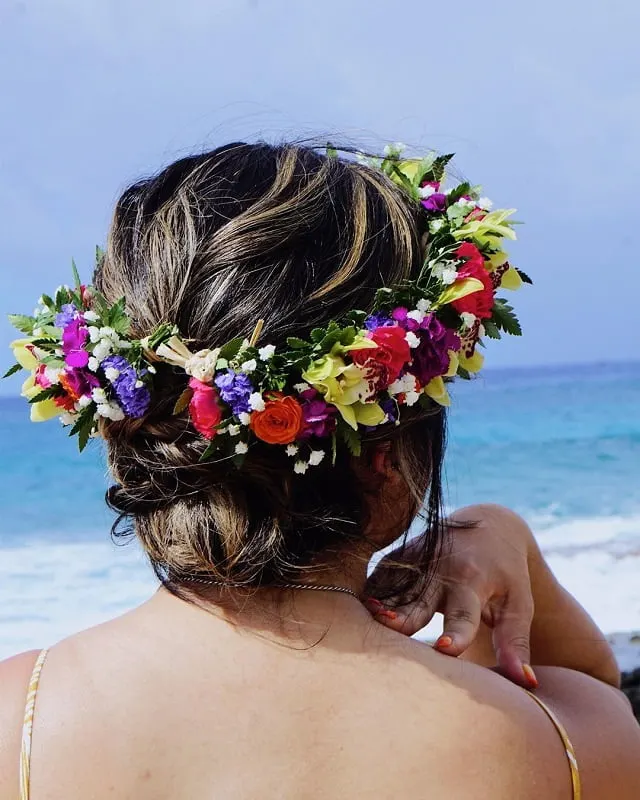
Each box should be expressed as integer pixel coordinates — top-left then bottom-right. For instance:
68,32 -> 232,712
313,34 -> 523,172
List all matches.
101,354 -> 150,418
412,314 -> 461,386
380,398 -> 398,423
301,398 -> 338,439
421,193 -> 447,213
391,306 -> 419,331
364,312 -> 393,331
214,370 -> 253,415
62,317 -> 90,368
55,303 -> 78,328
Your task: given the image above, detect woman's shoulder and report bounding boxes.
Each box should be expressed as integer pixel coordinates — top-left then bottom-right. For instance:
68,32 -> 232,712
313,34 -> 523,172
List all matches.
0,649 -> 43,800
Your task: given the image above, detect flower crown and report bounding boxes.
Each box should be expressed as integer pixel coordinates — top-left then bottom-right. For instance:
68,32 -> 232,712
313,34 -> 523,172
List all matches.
5,145 -> 529,474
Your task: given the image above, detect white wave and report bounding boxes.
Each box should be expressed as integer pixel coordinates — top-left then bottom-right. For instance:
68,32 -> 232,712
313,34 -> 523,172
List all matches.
0,516 -> 639,669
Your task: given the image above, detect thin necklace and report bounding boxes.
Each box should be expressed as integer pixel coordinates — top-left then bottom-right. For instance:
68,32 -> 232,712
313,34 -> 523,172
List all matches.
182,576 -> 360,601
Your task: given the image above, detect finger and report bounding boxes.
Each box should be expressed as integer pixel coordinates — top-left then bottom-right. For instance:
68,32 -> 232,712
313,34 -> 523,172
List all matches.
491,591 -> 536,689
437,585 -> 482,656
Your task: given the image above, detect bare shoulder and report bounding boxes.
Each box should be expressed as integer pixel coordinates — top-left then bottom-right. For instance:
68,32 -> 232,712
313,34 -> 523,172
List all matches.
0,650 -> 43,799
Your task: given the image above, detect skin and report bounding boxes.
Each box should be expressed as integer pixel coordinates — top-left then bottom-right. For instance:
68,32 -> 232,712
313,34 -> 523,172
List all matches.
0,455 -> 639,799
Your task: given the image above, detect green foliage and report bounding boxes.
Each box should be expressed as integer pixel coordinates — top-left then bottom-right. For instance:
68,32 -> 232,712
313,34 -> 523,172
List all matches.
173,387 -> 193,415
2,363 -> 22,379
482,319 -> 502,340
71,259 -> 82,290
431,153 -> 455,182
68,407 -> 96,452
310,328 -> 325,344
492,298 -> 523,336
8,314 -> 35,335
457,366 -> 471,380
516,268 -> 533,285
218,337 -> 245,362
338,421 -> 361,457
446,181 -> 472,205
286,337 -> 309,350
28,387 -> 61,404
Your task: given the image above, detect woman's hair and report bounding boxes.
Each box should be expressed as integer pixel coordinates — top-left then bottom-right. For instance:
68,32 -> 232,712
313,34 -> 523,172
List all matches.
96,141 -> 447,603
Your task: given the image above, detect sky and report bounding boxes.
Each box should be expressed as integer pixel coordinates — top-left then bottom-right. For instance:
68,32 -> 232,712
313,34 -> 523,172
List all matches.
1,0 -> 639,394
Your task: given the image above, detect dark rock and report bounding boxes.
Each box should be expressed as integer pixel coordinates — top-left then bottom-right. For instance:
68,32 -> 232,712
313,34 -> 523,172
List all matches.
621,669 -> 640,722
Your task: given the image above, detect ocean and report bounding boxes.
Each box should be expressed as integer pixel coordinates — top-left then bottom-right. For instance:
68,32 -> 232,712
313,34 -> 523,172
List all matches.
1,361 -> 639,667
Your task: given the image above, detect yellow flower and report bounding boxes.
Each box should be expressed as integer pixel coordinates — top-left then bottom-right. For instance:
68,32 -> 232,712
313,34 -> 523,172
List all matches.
336,335 -> 377,354
446,350 -> 459,377
302,354 -> 383,429
435,277 -> 484,308
499,266 -> 523,291
486,250 -> 509,271
459,349 -> 484,374
11,338 -> 38,371
453,209 -> 517,248
21,374 -> 62,422
424,376 -> 451,407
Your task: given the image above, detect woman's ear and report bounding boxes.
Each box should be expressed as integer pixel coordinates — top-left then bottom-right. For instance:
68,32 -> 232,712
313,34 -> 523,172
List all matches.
371,442 -> 396,479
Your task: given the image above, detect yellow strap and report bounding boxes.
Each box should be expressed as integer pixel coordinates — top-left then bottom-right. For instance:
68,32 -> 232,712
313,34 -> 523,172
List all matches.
20,649 -> 49,800
525,690 -> 581,800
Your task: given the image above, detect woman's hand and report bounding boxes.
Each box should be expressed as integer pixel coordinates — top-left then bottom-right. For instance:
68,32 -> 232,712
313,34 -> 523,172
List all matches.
365,504 -> 539,689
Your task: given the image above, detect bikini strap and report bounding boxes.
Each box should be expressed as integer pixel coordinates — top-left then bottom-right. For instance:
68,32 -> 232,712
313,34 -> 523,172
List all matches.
19,648 -> 49,800
525,689 -> 581,800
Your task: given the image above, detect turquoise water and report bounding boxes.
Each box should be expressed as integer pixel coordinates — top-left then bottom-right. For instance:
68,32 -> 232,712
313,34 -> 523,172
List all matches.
0,361 -> 639,657
1,361 -> 639,542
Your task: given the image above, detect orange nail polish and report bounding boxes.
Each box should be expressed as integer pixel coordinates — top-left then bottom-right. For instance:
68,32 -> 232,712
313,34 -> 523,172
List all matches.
436,635 -> 453,650
522,664 -> 538,688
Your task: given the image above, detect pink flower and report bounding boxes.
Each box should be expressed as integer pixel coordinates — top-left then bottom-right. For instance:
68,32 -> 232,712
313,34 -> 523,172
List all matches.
35,364 -> 51,389
188,377 -> 223,439
59,368 -> 99,401
301,398 -> 338,439
62,317 -> 90,368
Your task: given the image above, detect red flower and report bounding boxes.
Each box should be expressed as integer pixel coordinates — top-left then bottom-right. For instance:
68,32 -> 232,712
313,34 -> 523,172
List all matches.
351,326 -> 410,388
188,378 -> 223,440
451,243 -> 495,320
250,392 -> 304,444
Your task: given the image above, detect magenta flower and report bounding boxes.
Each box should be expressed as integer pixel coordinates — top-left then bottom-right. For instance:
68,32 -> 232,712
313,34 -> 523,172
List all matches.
421,193 -> 447,213
59,368 -> 100,400
62,317 -> 90,368
391,306 -> 419,331
412,314 -> 461,386
301,398 -> 338,439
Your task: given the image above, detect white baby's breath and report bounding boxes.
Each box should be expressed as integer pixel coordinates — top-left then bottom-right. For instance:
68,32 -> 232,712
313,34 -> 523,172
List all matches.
417,185 -> 436,199
249,392 -> 265,412
87,357 -> 99,372
241,358 -> 257,373
83,310 -> 99,322
258,344 -> 276,361
227,424 -> 240,437
235,442 -> 248,455
416,298 -> 431,314
285,444 -> 298,457
60,412 -> 77,426
147,365 -> 157,374
238,412 -> 251,426
293,382 -> 310,394
77,395 -> 92,409
405,331 -> 420,349
460,312 -> 477,329
477,197 -> 493,210
293,460 -> 308,475
308,450 -> 325,466
407,309 -> 425,324
404,391 -> 420,407
104,367 -> 120,382
88,326 -> 101,343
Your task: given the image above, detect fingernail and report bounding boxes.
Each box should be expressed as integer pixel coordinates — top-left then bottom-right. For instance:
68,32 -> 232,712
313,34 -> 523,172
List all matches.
435,635 -> 453,650
377,609 -> 397,620
522,664 -> 538,688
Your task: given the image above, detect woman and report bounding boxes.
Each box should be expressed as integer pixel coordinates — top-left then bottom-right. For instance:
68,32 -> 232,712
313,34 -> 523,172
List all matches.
1,142 -> 638,799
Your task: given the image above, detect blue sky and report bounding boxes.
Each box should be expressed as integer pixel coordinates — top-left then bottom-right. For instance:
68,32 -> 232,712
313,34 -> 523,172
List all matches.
1,0 -> 639,394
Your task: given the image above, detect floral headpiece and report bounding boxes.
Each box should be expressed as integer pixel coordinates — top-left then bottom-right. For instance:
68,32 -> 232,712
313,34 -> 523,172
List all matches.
5,145 -> 529,473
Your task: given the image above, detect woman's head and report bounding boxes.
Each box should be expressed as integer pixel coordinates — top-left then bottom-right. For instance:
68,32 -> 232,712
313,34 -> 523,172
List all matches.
97,142 -> 446,600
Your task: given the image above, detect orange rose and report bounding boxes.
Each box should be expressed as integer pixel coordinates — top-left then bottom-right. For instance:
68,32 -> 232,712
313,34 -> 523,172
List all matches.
250,393 -> 303,444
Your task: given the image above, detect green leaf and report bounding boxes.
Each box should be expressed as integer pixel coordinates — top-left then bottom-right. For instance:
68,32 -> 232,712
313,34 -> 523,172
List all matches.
492,298 -> 523,336
218,337 -> 245,362
338,422 -> 362,458
482,319 -> 502,340
71,259 -> 82,290
95,246 -> 105,267
457,366 -> 471,380
8,314 -> 36,335
199,441 -> 220,462
173,387 -> 193,415
310,328 -> 325,344
286,337 -> 309,350
40,294 -> 54,309
446,181 -> 471,205
28,387 -> 61,404
431,153 -> 455,182
2,363 -> 22,379
326,144 -> 338,158
77,420 -> 92,453
516,268 -> 533,285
